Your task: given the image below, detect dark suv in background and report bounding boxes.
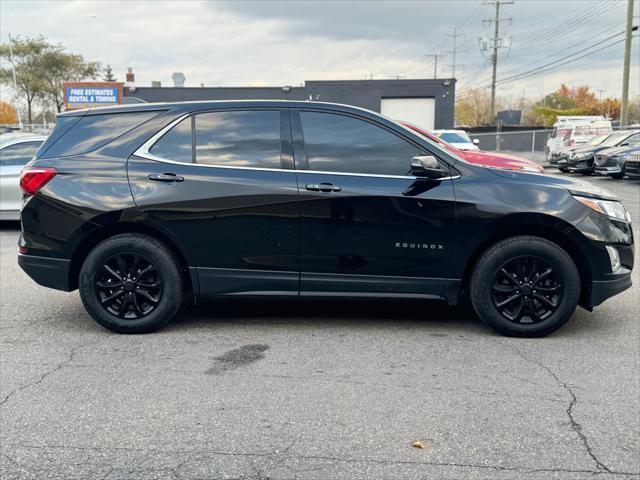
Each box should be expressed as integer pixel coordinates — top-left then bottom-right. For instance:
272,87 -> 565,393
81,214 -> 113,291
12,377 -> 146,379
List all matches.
18,101 -> 634,336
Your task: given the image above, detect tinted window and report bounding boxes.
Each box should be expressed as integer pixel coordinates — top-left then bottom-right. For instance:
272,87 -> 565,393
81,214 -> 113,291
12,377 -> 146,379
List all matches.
300,111 -> 420,175
150,117 -> 193,163
195,110 -> 281,168
43,111 -> 161,158
0,141 -> 43,166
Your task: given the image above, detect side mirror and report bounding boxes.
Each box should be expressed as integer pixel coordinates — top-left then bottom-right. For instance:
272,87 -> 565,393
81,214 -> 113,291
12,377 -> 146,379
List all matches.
472,138 -> 480,145
410,155 -> 448,179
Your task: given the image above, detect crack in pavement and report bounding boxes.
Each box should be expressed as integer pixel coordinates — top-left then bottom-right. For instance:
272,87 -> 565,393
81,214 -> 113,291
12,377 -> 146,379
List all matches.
5,443 -> 639,477
511,346 -> 614,474
0,339 -> 100,409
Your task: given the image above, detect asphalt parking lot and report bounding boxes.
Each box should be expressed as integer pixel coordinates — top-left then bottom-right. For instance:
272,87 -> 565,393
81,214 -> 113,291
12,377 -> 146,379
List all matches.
1,171 -> 639,480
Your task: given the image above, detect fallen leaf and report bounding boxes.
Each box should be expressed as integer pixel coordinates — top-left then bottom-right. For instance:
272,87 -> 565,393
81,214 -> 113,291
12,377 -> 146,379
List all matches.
412,440 -> 425,449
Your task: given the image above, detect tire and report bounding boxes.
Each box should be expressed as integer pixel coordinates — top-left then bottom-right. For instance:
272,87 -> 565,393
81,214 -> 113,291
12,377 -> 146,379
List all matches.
610,172 -> 625,179
470,236 -> 580,337
79,234 -> 183,333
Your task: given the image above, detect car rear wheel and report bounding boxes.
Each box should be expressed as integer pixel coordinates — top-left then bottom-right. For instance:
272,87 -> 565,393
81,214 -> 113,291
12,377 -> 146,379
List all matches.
470,236 -> 580,337
79,234 -> 183,333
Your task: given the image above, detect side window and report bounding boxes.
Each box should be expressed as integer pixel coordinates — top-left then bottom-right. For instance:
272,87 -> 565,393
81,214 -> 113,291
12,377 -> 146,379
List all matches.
43,111 -> 162,158
195,110 -> 281,168
300,111 -> 420,176
150,117 -> 193,163
0,141 -> 43,166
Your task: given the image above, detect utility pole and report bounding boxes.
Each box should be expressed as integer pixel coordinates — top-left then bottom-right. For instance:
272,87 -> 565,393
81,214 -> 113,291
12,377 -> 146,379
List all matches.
596,88 -> 606,101
620,0 -> 635,126
446,27 -> 464,78
483,0 -> 513,122
425,53 -> 446,79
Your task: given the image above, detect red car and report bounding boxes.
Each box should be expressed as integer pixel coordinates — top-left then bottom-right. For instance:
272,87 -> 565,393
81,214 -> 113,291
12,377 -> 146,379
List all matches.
401,122 -> 544,173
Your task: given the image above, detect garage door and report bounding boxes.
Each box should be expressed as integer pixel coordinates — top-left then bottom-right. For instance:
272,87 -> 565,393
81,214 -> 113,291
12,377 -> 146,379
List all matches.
380,98 -> 435,131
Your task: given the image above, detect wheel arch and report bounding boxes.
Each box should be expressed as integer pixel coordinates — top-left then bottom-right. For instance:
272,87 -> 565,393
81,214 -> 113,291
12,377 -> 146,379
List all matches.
459,216 -> 593,307
68,222 -> 195,293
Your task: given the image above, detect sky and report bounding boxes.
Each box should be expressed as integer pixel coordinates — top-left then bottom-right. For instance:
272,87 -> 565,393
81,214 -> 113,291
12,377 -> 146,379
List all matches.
0,0 -> 637,105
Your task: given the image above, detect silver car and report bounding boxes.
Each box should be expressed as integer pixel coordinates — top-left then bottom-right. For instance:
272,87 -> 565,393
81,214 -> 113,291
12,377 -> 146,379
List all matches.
0,134 -> 46,220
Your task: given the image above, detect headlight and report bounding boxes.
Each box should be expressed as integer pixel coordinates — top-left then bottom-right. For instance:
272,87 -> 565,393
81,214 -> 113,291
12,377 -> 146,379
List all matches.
574,195 -> 631,222
574,152 -> 589,159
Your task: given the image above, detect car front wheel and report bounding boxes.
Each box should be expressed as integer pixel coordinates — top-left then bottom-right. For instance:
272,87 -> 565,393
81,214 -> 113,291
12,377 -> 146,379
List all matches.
470,236 -> 580,337
79,233 -> 183,333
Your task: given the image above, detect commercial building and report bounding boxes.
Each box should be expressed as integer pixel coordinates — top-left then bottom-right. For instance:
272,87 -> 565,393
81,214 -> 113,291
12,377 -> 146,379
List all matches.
122,78 -> 456,130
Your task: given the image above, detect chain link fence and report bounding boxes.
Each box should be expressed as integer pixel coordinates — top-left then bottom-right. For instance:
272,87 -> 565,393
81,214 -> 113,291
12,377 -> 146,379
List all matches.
469,125 -> 640,154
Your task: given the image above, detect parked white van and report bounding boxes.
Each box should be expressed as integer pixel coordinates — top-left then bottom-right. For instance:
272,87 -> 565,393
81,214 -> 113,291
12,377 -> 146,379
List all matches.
546,116 -> 612,161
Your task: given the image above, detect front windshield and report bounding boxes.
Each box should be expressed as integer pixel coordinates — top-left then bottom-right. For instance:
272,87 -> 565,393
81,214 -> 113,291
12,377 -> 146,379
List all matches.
437,131 -> 471,143
601,132 -> 629,147
588,134 -> 611,146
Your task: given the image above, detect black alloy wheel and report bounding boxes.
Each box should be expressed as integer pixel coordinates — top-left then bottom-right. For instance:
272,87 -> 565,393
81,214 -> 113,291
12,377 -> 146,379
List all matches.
95,253 -> 163,319
491,256 -> 563,324
470,236 -> 580,337
79,234 -> 183,333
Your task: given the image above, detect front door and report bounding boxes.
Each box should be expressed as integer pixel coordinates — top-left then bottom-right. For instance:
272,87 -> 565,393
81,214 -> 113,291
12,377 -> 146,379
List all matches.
128,109 -> 300,295
292,109 -> 456,298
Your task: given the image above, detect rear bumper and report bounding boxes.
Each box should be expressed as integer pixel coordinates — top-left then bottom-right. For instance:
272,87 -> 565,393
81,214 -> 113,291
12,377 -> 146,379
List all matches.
586,268 -> 633,308
18,253 -> 72,291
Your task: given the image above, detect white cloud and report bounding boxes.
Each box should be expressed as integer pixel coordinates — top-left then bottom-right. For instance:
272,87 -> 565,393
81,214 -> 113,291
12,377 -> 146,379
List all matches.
1,0 -> 637,101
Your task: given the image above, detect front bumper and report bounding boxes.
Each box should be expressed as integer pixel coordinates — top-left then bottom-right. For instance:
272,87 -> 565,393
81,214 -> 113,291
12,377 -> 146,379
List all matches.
586,267 -> 633,308
566,159 -> 594,172
594,155 -> 623,176
18,253 -> 72,291
625,161 -> 640,178
595,165 -> 623,175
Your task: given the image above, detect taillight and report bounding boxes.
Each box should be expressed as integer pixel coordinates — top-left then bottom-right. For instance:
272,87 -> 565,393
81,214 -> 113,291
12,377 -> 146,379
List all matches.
20,167 -> 57,195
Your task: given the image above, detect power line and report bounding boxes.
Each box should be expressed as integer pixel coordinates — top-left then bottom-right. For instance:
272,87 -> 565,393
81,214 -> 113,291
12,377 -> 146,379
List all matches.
496,34 -> 628,85
506,0 -> 617,58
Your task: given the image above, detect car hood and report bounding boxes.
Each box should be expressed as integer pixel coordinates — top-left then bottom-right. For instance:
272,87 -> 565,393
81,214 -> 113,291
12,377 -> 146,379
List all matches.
571,144 -> 605,154
598,145 -> 636,157
489,168 -> 619,201
464,150 -> 543,171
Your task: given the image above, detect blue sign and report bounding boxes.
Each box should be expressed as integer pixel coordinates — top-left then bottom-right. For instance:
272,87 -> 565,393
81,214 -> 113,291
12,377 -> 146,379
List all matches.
65,86 -> 119,107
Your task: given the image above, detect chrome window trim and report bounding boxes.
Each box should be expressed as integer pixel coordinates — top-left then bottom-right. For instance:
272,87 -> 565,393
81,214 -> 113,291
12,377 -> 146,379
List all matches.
133,113 -> 460,181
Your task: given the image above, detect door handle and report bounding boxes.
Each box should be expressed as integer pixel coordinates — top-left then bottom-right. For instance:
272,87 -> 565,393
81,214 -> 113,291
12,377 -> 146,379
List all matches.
148,173 -> 184,183
305,183 -> 341,192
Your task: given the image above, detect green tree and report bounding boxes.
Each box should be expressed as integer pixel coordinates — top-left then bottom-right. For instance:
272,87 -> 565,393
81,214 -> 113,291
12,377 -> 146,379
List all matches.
38,48 -> 101,112
0,36 -> 49,123
103,64 -> 116,82
0,36 -> 101,120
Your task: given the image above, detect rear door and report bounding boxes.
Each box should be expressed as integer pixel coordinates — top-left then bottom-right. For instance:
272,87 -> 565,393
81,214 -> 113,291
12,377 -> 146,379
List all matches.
128,109 -> 300,295
0,140 -> 43,217
292,109 -> 456,298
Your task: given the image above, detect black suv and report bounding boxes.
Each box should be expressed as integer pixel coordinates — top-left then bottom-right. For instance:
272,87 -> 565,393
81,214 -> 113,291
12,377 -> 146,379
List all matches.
18,101 -> 634,336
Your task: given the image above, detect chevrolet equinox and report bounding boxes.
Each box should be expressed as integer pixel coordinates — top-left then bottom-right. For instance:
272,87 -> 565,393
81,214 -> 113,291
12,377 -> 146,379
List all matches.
18,101 -> 634,336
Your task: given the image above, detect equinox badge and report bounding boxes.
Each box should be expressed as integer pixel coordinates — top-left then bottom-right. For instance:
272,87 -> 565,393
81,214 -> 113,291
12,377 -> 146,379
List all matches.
395,242 -> 444,250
